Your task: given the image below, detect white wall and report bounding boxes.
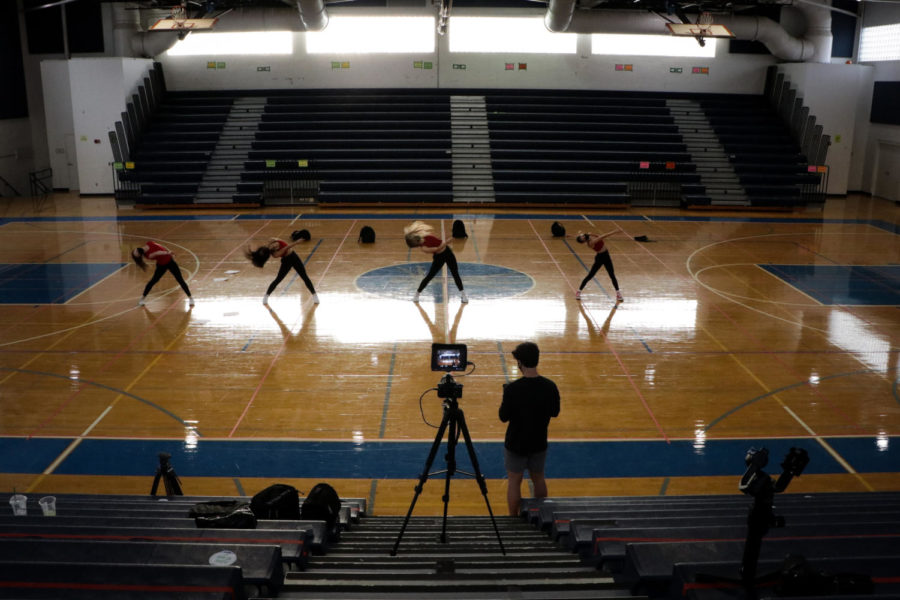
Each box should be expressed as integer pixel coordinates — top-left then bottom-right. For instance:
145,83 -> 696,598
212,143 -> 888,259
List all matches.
777,63 -> 873,195
157,8 -> 774,94
62,57 -> 153,194
854,2 -> 900,199
40,60 -> 75,190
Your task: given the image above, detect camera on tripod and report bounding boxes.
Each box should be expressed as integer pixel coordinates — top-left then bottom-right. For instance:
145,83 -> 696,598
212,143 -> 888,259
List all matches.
431,343 -> 467,399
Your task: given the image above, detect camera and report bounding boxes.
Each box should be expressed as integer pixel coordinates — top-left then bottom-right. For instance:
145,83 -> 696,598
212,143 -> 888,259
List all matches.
431,343 -> 467,372
431,343 -> 466,399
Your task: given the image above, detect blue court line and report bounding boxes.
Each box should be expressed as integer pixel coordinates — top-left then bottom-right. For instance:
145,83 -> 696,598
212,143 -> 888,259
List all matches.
0,367 -> 200,435
2,214 -> 897,233
2,436 -> 896,478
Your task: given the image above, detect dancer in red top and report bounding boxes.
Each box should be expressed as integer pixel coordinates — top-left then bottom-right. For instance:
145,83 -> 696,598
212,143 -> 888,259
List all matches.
245,237 -> 318,305
132,241 -> 194,307
404,221 -> 467,303
575,230 -> 622,302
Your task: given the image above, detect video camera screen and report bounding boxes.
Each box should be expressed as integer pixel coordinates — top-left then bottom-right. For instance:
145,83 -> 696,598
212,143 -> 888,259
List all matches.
431,343 -> 467,372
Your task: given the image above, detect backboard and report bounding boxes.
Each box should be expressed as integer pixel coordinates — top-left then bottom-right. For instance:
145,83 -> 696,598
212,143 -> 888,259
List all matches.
666,23 -> 734,38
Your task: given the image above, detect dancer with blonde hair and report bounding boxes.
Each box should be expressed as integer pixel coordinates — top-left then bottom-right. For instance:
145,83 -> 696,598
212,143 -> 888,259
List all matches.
404,221 -> 467,303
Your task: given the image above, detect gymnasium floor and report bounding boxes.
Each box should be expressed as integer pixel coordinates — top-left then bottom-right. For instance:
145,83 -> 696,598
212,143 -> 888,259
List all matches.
1,193 -> 898,516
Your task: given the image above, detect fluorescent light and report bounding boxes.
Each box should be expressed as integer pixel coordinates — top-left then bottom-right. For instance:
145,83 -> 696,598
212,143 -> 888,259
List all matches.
167,31 -> 293,56
450,16 -> 577,53
306,16 -> 435,54
592,33 -> 716,57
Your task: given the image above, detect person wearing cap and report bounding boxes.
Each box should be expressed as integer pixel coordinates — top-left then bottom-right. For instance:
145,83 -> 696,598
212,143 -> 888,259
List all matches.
499,342 -> 560,517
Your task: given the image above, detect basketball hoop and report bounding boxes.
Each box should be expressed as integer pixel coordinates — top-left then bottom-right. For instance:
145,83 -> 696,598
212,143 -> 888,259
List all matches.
171,5 -> 187,29
697,12 -> 714,36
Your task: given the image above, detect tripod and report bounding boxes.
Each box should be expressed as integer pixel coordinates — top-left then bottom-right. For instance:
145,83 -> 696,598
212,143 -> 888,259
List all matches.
391,394 -> 505,556
150,452 -> 184,496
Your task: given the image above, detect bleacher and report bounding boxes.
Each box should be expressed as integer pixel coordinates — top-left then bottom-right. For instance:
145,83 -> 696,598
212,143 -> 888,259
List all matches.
522,492 -> 900,599
0,492 -> 363,599
116,86 -> 822,211
5,490 -> 898,598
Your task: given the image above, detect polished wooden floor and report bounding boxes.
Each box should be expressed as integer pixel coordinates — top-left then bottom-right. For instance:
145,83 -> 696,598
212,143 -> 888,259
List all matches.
1,193 -> 898,515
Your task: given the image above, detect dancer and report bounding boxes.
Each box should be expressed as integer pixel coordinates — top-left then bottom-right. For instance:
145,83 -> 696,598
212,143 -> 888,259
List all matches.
132,241 -> 194,307
404,221 -> 467,303
575,229 -> 622,302
245,237 -> 319,305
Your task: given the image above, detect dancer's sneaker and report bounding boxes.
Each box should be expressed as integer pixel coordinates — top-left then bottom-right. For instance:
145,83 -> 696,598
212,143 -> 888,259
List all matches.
616,291 -> 623,303
460,291 -> 469,303
312,294 -> 320,304
262,295 -> 269,306
188,297 -> 195,307
575,290 -> 581,300
138,296 -> 146,306
412,292 -> 420,303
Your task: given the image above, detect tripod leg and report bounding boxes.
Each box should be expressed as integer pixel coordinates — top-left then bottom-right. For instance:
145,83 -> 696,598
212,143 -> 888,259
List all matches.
439,416 -> 459,544
164,466 -> 184,496
150,469 -> 162,496
391,411 -> 451,556
456,409 -> 506,555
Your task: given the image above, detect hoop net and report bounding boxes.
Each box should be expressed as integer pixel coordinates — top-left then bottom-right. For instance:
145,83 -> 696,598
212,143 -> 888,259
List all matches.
697,12 -> 714,34
171,5 -> 188,28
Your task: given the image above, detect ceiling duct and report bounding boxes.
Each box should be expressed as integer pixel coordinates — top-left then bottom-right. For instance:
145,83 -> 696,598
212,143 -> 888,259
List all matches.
112,4 -> 181,58
294,0 -> 329,31
544,0 -> 833,63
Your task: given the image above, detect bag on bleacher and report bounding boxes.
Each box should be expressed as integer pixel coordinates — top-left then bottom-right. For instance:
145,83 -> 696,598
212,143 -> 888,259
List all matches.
190,501 -> 258,529
250,483 -> 302,520
301,482 -> 341,530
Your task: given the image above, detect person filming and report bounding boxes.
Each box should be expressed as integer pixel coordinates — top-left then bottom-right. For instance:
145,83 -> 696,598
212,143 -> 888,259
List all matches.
499,342 -> 560,516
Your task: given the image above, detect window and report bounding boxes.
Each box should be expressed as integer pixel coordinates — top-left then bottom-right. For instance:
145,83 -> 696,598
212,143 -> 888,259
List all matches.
306,16 -> 434,53
859,23 -> 900,62
167,31 -> 293,55
592,33 -> 716,57
449,16 -> 577,53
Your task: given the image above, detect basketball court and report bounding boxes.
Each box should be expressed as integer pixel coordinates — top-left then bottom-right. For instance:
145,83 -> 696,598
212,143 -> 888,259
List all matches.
1,194 -> 898,515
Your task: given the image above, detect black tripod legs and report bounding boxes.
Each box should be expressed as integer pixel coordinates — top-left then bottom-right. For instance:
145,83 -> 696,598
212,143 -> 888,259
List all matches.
150,452 -> 183,496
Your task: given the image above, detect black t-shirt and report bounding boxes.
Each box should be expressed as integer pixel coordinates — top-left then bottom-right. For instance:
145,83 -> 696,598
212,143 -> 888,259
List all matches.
499,375 -> 560,455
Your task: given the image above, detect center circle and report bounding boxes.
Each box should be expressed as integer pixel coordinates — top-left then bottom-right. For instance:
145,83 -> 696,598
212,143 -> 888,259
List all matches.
355,263 -> 534,301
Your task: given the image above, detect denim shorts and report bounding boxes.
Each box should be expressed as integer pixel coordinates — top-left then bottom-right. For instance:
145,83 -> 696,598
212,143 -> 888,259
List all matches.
504,448 -> 547,475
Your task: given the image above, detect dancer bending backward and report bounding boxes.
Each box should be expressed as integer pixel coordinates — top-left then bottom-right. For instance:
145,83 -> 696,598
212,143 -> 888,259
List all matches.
575,229 -> 623,302
245,238 -> 319,305
132,241 -> 194,307
404,221 -> 468,303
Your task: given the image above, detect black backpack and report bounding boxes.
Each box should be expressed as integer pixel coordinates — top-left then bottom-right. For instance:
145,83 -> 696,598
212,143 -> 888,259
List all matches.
452,219 -> 468,239
358,226 -> 375,243
189,501 -> 258,529
291,229 -> 310,241
301,482 -> 341,530
250,483 -> 301,520
551,221 -> 566,237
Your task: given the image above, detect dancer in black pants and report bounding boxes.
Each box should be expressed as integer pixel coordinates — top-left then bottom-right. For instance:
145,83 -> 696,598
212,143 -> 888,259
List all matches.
404,221 -> 467,303
575,230 -> 622,302
245,238 -> 319,305
132,241 -> 194,307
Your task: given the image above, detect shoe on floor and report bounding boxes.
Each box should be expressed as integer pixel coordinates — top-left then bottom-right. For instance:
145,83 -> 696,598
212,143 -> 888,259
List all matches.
138,297 -> 146,306
188,297 -> 195,307
575,290 -> 581,300
262,295 -> 269,306
460,291 -> 469,303
312,294 -> 320,304
616,291 -> 623,302
412,292 -> 420,303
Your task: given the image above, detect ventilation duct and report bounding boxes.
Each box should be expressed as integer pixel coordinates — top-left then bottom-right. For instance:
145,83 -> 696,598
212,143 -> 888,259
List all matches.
544,0 -> 833,63
296,0 -> 329,31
